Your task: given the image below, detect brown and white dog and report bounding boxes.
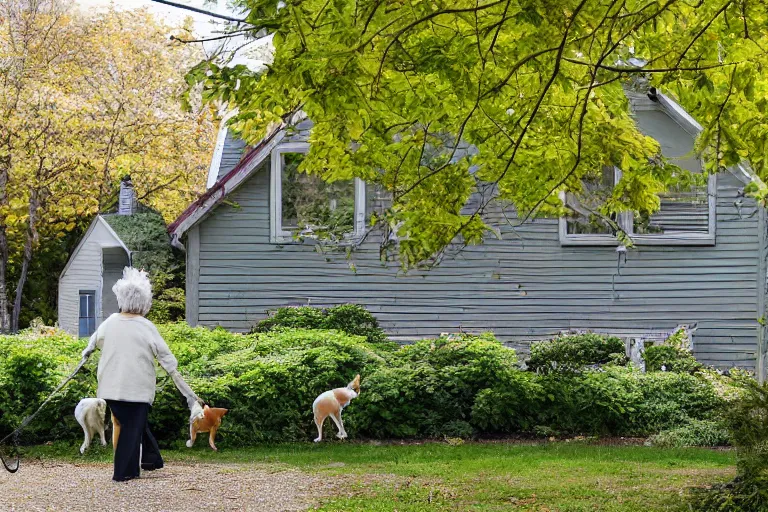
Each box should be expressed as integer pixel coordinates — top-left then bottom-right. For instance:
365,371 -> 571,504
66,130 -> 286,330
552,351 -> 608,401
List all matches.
186,403 -> 228,451
312,375 -> 360,442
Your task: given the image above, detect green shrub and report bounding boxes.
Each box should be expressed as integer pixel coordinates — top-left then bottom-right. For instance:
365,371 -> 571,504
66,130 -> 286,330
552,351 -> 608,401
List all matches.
538,366 -> 643,435
526,333 -> 626,374
0,328 -> 98,444
632,370 -> 724,434
323,304 -> 389,345
252,304 -> 389,346
690,377 -> 768,511
350,334 -> 527,438
643,345 -> 701,373
0,323 -> 733,448
643,328 -> 702,374
470,371 -> 546,433
253,306 -> 326,332
536,366 -> 724,436
155,324 -> 387,445
648,419 -> 729,448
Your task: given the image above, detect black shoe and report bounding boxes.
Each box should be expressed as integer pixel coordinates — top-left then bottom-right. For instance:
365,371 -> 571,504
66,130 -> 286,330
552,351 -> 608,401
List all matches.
113,475 -> 139,482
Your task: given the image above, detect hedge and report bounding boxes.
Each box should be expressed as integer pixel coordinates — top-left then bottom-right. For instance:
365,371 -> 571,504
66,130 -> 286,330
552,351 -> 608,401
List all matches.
0,323 -> 736,448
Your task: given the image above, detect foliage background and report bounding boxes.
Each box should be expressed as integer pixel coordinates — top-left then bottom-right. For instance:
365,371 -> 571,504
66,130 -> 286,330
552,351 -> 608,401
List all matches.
105,211 -> 186,323
0,1 -> 216,330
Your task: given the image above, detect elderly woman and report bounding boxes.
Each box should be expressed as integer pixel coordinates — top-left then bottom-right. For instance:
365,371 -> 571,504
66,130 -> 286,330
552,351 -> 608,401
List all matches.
82,267 -> 200,482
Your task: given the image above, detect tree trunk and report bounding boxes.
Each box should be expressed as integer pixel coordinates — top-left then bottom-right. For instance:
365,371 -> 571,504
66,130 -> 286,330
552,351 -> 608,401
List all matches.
0,156 -> 11,333
11,189 -> 40,332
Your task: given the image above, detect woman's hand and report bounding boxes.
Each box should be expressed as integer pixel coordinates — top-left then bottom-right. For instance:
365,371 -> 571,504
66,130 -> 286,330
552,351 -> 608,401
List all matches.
81,332 -> 99,359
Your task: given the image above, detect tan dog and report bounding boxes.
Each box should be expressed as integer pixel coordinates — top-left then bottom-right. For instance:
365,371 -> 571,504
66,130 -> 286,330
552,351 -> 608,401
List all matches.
312,375 -> 360,442
186,403 -> 228,451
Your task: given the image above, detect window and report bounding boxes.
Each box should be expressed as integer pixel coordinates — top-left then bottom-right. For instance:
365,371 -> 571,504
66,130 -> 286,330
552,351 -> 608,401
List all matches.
79,290 -> 96,337
628,108 -> 715,243
560,98 -> 716,246
562,166 -> 621,242
560,167 -> 715,246
270,143 -> 365,243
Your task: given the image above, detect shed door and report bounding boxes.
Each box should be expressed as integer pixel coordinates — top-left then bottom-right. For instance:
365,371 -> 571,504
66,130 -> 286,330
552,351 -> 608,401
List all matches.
79,290 -> 96,337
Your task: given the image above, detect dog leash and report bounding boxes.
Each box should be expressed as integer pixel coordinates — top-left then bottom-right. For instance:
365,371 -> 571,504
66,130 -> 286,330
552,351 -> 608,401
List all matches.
0,356 -> 89,473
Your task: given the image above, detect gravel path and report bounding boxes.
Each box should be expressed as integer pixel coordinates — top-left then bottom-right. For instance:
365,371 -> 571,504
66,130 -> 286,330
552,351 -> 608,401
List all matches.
0,460 -> 338,511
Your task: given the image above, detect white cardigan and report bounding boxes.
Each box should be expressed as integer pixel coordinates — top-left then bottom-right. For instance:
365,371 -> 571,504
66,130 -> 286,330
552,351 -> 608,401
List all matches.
83,313 -> 198,407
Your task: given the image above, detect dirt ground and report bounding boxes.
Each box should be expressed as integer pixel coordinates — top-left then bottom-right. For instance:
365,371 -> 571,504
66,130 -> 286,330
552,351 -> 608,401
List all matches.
0,460 -> 338,511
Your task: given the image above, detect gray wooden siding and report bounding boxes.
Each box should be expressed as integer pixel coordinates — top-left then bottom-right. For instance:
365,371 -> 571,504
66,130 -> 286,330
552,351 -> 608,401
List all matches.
194,161 -> 760,369
58,218 -> 126,336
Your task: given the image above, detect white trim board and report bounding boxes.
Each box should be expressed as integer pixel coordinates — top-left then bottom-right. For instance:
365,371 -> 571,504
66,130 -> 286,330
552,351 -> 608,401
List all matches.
206,111 -> 239,190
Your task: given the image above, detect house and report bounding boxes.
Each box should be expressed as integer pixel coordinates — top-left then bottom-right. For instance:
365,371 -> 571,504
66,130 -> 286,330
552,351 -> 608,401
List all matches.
168,91 -> 768,377
58,177 -> 168,337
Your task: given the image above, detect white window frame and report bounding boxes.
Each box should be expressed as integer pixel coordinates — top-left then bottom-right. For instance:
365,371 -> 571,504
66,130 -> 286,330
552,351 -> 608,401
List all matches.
559,168 -> 716,246
270,142 -> 366,244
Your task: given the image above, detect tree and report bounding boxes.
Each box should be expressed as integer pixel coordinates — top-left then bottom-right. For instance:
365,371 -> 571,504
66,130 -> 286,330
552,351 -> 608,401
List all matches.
0,1 -> 215,331
189,0 -> 768,267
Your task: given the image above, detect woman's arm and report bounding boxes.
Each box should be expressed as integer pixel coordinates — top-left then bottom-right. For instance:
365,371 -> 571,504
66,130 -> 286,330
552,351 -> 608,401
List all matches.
150,325 -> 202,410
81,318 -> 109,359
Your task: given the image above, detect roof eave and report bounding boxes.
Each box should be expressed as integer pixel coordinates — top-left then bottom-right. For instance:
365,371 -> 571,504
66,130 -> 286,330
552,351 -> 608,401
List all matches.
168,125 -> 287,248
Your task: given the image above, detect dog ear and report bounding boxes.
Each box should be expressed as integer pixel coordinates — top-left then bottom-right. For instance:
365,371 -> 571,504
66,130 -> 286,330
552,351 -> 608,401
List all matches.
348,374 -> 360,390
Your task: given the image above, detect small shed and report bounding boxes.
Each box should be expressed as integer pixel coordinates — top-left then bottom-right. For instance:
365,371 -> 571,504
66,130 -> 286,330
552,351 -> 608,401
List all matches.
58,178 -> 168,337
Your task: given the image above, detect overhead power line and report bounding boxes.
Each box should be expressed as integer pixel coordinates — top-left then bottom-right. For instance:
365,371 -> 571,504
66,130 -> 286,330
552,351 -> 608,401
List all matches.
149,0 -> 249,23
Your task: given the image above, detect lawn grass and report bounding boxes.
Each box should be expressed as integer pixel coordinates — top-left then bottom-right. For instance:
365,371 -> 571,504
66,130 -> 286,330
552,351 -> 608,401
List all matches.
23,440 -> 735,511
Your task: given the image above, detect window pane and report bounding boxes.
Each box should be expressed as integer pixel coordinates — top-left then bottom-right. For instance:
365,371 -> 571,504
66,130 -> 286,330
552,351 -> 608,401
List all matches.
79,294 -> 88,318
280,152 -> 356,235
79,318 -> 88,337
565,166 -> 616,235
633,180 -> 709,234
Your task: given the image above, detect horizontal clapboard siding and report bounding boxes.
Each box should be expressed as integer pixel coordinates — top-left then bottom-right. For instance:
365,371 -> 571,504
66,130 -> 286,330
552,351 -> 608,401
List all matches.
194,162 -> 760,369
58,219 -> 125,336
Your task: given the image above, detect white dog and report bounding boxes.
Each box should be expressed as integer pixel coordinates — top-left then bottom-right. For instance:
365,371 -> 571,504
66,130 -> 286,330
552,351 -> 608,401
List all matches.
74,398 -> 107,454
312,375 -> 360,442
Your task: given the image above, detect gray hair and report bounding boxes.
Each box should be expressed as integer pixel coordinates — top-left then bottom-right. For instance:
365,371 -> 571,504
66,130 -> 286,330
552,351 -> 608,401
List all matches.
112,267 -> 153,316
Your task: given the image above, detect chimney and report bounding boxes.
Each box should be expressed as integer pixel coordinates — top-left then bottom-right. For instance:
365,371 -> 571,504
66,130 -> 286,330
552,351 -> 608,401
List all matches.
118,175 -> 137,215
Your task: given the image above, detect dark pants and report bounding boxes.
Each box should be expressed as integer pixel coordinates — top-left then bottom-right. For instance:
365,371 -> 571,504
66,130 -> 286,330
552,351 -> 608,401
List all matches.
106,400 -> 164,481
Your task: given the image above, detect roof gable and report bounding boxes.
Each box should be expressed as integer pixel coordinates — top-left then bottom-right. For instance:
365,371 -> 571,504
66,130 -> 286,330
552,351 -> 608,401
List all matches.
59,216 -> 130,280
